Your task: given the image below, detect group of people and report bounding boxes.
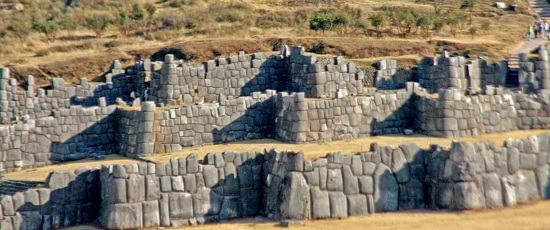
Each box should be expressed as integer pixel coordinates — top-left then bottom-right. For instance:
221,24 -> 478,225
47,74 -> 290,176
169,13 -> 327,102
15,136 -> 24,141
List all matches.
529,21 -> 550,40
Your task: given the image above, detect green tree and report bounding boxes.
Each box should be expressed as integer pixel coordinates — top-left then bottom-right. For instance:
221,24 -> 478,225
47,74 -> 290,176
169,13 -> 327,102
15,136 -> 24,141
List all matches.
446,14 -> 460,37
84,15 -> 111,37
416,15 -> 433,39
369,13 -> 385,38
461,0 -> 476,25
33,19 -> 59,42
116,12 -> 131,36
6,13 -> 33,41
309,10 -> 333,32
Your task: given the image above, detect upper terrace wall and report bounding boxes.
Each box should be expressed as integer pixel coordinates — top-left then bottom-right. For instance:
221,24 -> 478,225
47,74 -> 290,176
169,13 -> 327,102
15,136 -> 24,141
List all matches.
417,52 -> 508,94
0,65 -> 136,124
151,91 -> 277,154
275,90 -> 413,143
414,86 -> 549,138
518,46 -> 550,93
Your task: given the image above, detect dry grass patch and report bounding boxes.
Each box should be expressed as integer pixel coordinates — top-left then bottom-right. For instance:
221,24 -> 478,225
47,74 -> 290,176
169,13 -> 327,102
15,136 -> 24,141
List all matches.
62,200 -> 550,230
144,129 -> 550,163
1,155 -> 142,182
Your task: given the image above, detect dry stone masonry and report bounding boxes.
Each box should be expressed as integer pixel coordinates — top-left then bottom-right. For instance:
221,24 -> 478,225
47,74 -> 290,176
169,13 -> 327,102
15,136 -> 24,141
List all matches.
1,45 -> 550,229
1,134 -> 550,229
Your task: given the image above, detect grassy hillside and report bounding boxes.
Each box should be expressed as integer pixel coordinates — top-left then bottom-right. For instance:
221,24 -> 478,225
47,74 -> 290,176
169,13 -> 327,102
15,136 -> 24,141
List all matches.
0,0 -> 538,87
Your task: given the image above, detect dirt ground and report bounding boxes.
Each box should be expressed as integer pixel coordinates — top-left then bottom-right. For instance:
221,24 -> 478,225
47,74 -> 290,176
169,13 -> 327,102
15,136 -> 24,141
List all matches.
144,129 -> 550,163
0,155 -> 141,182
62,200 -> 550,230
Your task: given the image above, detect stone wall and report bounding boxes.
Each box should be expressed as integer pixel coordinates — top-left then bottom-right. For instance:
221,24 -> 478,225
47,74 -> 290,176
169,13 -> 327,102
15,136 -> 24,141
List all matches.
414,87 -> 549,138
0,65 -> 136,124
275,90 -> 414,143
152,91 -> 277,154
518,46 -> 550,93
417,52 -> 507,95
286,47 -> 365,99
149,52 -> 285,106
0,102 -> 117,173
2,133 -> 550,229
0,169 -> 100,230
98,152 -> 266,229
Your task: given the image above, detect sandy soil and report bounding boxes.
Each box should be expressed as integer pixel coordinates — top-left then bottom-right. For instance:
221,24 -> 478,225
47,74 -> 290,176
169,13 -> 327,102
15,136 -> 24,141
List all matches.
1,155 -> 141,182
61,201 -> 550,230
144,129 -> 550,163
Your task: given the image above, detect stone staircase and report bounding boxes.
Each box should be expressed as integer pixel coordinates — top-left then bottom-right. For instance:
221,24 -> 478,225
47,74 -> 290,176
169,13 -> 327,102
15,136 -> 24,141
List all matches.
0,180 -> 44,196
529,0 -> 550,21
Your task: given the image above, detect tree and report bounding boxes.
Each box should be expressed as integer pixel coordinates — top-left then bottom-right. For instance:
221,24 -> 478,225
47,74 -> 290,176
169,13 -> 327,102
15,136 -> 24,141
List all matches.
446,14 -> 460,37
461,0 -> 476,25
309,9 -> 350,33
369,13 -> 385,38
417,15 -> 433,39
33,19 -> 59,42
84,15 -> 111,37
116,12 -> 131,36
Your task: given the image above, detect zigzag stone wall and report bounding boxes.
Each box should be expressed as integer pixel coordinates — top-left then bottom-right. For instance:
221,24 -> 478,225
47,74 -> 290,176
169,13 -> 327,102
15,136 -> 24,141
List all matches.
4,132 -> 550,230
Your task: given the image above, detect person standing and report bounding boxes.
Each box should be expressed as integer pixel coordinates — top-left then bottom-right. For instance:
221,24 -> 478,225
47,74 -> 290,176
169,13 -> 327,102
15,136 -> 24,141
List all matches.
545,21 -> 549,39
530,25 -> 534,40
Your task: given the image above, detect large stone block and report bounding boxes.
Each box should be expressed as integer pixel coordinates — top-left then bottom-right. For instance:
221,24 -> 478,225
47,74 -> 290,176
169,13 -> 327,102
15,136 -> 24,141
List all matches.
142,200 -> 160,228
391,148 -> 410,183
452,182 -> 482,210
311,187 -> 330,219
327,169 -> 343,191
169,192 -> 194,219
329,192 -> 347,219
343,165 -> 359,195
280,172 -> 310,220
347,195 -> 368,216
483,173 -> 503,208
100,203 -> 143,230
374,164 -> 398,212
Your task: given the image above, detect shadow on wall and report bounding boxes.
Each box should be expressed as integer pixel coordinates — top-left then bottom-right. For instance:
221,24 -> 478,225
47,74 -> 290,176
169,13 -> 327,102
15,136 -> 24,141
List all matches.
98,154 -> 267,229
0,169 -> 101,230
48,108 -> 118,163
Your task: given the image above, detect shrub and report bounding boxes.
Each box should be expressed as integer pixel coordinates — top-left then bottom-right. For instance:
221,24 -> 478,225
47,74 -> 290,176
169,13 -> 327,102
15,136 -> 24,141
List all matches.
33,20 -> 59,42
469,26 -> 477,39
144,3 -> 157,18
84,14 -> 112,37
309,9 -> 351,32
461,0 -> 476,24
369,13 -> 386,38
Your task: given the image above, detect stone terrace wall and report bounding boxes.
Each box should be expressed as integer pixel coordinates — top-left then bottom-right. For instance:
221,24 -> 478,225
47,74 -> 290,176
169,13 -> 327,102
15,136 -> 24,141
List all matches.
149,51 -> 286,106
425,134 -> 550,209
98,152 -> 266,229
152,91 -> 277,154
2,133 -> 550,229
275,90 -> 414,143
0,102 -> 117,173
518,46 -> 550,93
417,52 -> 507,95
0,65 -> 136,124
0,169 -> 100,230
414,87 -> 549,138
286,46 -> 365,99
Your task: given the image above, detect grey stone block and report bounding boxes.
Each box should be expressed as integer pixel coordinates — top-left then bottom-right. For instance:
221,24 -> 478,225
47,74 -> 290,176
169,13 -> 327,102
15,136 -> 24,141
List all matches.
169,192 -> 194,219
327,169 -> 343,191
329,192 -> 347,219
483,173 -> 503,208
142,200 -> 160,228
311,187 -> 330,219
358,176 -> 373,194
100,203 -> 143,229
452,182 -> 482,210
374,164 -> 398,212
347,195 -> 368,216
343,165 -> 359,195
